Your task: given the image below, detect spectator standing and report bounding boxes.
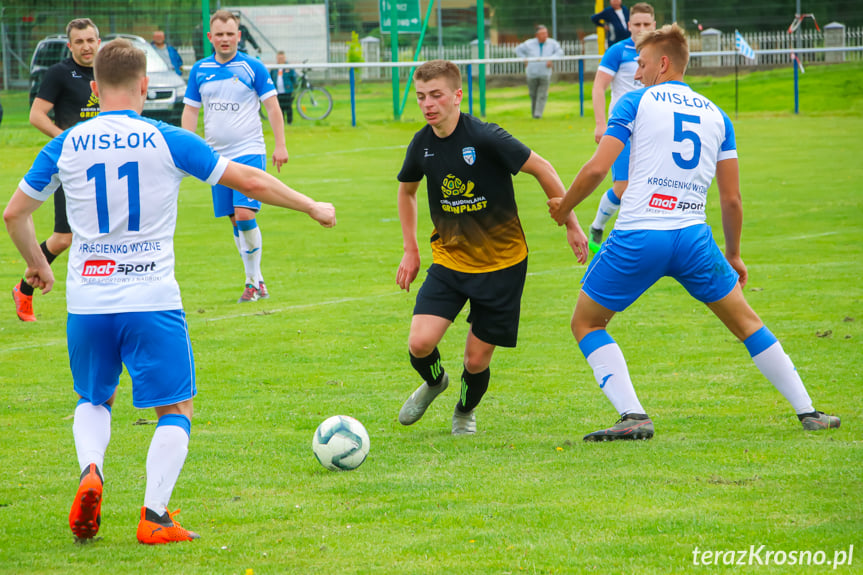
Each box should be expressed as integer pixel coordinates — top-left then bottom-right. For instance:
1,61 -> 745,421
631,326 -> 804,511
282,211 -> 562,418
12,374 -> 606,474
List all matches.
515,25 -> 564,119
151,30 -> 184,76
591,0 -> 631,47
270,51 -> 297,126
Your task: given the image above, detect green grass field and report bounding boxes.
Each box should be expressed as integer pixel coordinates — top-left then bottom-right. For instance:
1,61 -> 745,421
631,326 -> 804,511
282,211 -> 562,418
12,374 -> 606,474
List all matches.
0,62 -> 861,574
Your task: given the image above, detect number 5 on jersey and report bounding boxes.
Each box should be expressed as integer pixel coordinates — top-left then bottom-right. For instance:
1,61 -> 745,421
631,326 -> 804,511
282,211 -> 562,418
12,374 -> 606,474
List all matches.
672,112 -> 701,170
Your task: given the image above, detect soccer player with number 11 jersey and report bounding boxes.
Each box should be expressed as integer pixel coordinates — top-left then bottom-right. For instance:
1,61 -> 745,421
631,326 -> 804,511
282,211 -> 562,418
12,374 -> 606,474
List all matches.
548,24 -> 839,440
4,38 -> 335,544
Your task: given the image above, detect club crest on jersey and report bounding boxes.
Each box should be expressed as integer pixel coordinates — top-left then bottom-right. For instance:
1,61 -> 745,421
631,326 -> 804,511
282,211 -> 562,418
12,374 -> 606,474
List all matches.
462,147 -> 476,166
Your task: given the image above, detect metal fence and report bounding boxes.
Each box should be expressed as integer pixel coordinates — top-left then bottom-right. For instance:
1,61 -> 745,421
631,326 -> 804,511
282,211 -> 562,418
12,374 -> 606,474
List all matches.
322,27 -> 862,81
4,21 -> 861,88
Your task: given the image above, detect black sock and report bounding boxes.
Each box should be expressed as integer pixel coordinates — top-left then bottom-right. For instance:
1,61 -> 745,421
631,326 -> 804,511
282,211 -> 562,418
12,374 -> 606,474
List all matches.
457,366 -> 490,413
20,241 -> 58,297
409,347 -> 445,386
41,240 -> 59,265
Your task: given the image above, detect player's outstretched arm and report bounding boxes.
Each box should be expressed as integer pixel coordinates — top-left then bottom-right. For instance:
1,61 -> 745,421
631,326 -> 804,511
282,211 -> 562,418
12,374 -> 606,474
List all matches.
3,189 -> 54,293
218,162 -> 335,227
396,181 -> 421,292
549,135 -> 624,225
716,158 -> 747,287
520,151 -> 589,263
262,95 -> 289,171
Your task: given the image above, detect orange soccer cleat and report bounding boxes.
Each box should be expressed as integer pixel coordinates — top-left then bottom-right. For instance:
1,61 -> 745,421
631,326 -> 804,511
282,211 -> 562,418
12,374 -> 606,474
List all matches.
12,283 -> 36,322
136,507 -> 200,544
69,463 -> 103,540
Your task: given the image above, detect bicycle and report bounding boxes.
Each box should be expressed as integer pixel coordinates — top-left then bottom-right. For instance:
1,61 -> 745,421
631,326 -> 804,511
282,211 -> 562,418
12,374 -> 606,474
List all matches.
294,66 -> 333,121
264,64 -> 333,122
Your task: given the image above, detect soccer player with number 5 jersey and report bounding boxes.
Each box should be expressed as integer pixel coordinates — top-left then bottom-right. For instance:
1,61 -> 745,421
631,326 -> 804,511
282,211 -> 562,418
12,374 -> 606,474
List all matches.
548,24 -> 839,440
4,38 -> 335,544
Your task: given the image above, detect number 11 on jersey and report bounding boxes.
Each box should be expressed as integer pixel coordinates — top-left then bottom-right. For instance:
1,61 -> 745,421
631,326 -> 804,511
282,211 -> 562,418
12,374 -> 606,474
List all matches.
87,161 -> 141,233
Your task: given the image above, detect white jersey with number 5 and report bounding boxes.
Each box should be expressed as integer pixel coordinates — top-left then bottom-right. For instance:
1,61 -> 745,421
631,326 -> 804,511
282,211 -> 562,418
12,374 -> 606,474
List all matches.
18,110 -> 229,314
605,80 -> 737,231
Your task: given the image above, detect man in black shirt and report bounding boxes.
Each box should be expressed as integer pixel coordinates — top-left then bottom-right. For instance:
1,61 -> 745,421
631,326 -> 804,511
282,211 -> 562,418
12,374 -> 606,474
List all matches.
13,18 -> 100,321
396,60 -> 589,435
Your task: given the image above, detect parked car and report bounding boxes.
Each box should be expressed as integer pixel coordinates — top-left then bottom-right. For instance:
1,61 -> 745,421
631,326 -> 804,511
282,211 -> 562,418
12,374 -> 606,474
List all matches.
29,33 -> 186,125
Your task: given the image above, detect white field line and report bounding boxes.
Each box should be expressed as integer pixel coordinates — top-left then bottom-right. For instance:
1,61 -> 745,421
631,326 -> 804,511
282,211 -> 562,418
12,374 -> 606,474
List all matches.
291,144 -> 407,159
202,291 -> 402,323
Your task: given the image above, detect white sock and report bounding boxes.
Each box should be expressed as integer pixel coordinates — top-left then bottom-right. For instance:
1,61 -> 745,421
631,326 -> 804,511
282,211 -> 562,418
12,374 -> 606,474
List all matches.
579,330 -> 646,416
143,416 -> 190,515
751,343 -> 815,414
744,326 -> 814,414
73,402 -> 111,475
591,188 -> 621,231
238,220 -> 263,285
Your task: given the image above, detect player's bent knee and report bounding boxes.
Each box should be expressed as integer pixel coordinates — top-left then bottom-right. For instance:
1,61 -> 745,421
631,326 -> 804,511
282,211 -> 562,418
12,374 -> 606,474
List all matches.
407,337 -> 437,359
154,398 -> 194,419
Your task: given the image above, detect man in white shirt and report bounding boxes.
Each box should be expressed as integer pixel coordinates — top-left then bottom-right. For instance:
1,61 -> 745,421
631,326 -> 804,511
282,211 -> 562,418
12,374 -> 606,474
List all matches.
515,25 -> 564,119
549,24 -> 839,441
587,3 -> 656,250
4,38 -> 335,544
183,10 -> 289,302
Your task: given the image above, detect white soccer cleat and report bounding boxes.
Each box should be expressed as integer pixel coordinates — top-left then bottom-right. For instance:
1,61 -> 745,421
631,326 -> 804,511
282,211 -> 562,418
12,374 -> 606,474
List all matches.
451,405 -> 476,435
398,373 -> 449,425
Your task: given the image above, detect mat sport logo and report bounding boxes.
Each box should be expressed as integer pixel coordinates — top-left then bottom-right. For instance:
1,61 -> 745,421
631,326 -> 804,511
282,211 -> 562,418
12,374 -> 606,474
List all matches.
82,259 -> 116,277
649,193 -> 678,211
82,259 -> 156,277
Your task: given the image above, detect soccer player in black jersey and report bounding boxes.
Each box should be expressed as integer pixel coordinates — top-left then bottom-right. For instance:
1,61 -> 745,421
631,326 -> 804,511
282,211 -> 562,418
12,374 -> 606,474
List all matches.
396,60 -> 589,435
12,18 -> 100,321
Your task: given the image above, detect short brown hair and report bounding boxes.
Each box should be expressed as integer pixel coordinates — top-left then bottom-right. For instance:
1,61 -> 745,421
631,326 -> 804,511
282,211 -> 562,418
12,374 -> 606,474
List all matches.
636,23 -> 689,73
210,9 -> 240,27
630,3 -> 655,17
414,60 -> 461,91
94,38 -> 146,89
66,18 -> 99,40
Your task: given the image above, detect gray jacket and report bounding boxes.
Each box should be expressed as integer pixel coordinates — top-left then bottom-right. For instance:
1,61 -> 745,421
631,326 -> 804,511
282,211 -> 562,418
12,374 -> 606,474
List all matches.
515,37 -> 564,78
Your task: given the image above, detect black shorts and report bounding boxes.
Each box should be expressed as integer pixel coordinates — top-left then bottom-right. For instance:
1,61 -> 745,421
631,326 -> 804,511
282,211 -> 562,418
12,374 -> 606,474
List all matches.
413,258 -> 528,348
54,185 -> 71,234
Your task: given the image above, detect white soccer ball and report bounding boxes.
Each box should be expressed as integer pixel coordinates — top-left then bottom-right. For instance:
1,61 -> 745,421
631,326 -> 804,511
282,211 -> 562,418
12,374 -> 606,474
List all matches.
312,415 -> 370,471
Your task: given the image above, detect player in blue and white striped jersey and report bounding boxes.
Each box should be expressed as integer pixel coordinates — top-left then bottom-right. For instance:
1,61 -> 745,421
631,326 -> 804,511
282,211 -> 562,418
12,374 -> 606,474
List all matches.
183,10 -> 289,303
549,24 -> 839,441
588,3 -> 656,250
4,38 -> 335,544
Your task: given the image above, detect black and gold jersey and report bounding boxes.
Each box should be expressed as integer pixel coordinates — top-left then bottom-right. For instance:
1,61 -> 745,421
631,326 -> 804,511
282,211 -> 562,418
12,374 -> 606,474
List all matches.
37,58 -> 99,130
398,113 -> 532,273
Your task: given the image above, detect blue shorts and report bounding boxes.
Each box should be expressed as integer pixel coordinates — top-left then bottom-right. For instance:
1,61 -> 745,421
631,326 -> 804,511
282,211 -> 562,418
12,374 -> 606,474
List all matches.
67,310 -> 196,409
414,259 -> 528,348
581,224 -> 739,312
611,139 -> 630,182
212,154 -> 265,217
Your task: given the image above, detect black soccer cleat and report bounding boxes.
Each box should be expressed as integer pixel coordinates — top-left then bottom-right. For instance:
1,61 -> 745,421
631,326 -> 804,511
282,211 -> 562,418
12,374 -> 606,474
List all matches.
584,413 -> 654,441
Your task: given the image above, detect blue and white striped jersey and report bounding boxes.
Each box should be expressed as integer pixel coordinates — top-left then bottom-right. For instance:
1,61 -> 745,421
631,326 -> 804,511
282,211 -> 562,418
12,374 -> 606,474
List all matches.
184,52 -> 277,158
605,81 -> 737,230
597,38 -> 642,113
19,110 -> 229,314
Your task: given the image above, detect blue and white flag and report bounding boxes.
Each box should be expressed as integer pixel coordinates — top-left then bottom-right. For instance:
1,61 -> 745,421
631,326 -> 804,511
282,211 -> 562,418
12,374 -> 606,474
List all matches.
735,30 -> 756,61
